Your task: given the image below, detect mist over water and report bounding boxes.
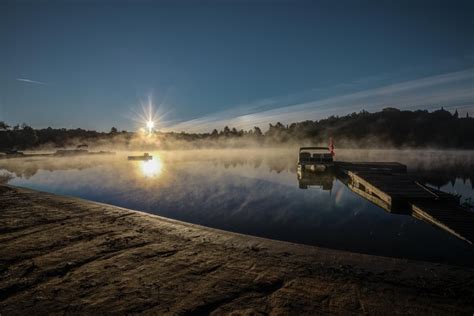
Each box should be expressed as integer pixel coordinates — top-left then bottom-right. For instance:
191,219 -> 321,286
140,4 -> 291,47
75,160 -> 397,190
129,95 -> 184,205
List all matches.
1,148 -> 473,267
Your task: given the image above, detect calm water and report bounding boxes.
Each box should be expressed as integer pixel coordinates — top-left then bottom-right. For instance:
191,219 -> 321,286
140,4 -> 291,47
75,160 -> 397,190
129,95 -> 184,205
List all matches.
1,149 -> 473,267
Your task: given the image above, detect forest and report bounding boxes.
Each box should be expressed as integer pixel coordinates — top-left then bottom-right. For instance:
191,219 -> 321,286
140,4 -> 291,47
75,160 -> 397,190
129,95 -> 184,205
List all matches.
1,107 -> 473,150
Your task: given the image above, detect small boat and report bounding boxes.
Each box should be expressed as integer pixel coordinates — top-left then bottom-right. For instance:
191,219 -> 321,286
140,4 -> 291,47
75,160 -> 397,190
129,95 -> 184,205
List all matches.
297,146 -> 334,172
128,153 -> 153,161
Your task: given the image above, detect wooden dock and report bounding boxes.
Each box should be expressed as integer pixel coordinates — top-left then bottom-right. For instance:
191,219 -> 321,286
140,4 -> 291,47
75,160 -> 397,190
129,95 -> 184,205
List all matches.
338,163 -> 474,244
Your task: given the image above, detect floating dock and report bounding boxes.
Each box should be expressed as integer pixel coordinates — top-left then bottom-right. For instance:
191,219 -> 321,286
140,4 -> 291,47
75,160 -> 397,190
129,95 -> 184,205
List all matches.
334,162 -> 474,244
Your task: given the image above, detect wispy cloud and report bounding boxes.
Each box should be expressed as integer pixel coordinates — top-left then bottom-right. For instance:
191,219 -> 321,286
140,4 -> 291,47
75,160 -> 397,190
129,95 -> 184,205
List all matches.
165,68 -> 474,133
16,78 -> 48,85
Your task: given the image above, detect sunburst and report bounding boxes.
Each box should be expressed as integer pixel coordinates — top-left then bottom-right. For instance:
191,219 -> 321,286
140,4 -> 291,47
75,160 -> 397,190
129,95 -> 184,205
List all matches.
128,95 -> 168,135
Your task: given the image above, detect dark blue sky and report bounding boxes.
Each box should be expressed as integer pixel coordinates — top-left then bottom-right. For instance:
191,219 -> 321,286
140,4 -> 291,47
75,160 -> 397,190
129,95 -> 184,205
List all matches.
1,0 -> 473,131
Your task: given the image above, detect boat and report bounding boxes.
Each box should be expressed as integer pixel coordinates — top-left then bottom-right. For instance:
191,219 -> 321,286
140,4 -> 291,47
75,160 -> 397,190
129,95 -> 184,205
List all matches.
128,153 -> 153,161
297,146 -> 334,172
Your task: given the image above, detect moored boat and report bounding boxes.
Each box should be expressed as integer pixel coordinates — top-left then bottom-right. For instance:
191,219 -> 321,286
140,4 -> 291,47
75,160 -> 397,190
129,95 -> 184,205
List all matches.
297,146 -> 334,172
128,153 -> 153,161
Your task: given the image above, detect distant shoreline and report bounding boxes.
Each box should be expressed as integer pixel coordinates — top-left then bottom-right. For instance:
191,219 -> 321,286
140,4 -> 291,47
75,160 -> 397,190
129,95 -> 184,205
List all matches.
2,108 -> 474,151
1,185 -> 473,314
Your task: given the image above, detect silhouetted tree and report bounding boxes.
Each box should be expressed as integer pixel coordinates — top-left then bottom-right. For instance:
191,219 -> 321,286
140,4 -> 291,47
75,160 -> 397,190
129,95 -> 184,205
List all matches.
0,121 -> 9,130
1,108 -> 474,150
253,126 -> 263,136
223,126 -> 230,136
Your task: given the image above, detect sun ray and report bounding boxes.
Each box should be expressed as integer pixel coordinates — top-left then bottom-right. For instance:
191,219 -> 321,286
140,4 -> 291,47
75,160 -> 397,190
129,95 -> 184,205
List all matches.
126,94 -> 168,134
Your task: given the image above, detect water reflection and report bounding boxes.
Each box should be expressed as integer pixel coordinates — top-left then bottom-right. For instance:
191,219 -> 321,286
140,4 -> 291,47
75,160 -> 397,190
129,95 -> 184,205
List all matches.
1,149 -> 473,267
297,168 -> 334,190
139,157 -> 163,178
297,167 -> 474,245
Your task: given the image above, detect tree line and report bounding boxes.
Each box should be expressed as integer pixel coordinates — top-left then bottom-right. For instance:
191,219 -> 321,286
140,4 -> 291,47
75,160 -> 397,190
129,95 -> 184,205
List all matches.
1,107 -> 473,150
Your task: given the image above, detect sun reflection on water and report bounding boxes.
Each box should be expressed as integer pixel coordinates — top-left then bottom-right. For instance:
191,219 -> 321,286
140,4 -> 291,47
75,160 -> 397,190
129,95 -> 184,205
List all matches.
140,157 -> 163,178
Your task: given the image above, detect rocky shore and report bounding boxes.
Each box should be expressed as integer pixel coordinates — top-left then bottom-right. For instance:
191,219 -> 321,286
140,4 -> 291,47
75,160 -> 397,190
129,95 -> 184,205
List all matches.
1,185 -> 473,315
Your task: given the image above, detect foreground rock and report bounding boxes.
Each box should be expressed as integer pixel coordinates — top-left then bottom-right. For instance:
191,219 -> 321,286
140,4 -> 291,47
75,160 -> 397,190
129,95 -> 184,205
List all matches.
0,185 -> 473,315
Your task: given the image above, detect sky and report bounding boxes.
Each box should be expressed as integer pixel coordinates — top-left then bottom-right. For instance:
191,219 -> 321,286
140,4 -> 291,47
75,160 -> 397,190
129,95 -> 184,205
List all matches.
1,0 -> 473,132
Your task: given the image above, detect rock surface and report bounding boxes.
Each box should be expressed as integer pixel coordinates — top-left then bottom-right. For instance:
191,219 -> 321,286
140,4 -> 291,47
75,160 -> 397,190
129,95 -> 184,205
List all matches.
0,185 -> 473,315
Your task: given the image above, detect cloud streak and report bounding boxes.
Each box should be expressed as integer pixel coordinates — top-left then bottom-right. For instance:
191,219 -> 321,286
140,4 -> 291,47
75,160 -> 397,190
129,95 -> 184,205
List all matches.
16,78 -> 48,86
165,68 -> 474,133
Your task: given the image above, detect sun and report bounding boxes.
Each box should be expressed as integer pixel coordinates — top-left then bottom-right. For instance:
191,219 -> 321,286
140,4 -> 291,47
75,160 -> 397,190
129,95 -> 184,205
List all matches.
128,94 -> 169,134
146,120 -> 155,133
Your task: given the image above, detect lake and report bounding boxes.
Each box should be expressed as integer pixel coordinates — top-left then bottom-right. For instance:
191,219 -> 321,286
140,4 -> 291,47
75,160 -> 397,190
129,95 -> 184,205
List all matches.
1,148 -> 473,267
